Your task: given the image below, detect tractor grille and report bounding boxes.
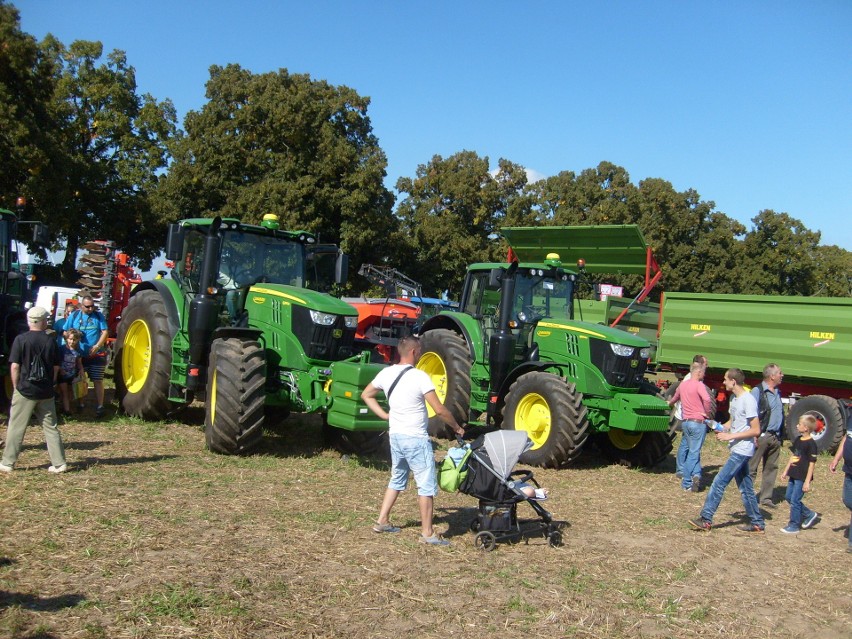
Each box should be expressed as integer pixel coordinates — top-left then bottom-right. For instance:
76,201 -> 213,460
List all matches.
589,339 -> 647,389
292,306 -> 356,362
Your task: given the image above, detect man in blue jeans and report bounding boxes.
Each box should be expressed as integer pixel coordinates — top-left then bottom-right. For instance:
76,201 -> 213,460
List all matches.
689,368 -> 765,533
361,336 -> 465,545
667,361 -> 713,492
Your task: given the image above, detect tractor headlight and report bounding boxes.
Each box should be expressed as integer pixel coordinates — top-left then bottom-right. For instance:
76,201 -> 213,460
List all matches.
309,310 -> 337,326
639,347 -> 651,359
344,316 -> 358,329
610,343 -> 635,357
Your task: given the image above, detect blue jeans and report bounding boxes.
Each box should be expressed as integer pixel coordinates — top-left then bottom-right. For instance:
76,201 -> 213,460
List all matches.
784,478 -> 814,530
843,474 -> 852,549
388,434 -> 437,497
681,420 -> 707,489
700,452 -> 765,528
675,426 -> 687,477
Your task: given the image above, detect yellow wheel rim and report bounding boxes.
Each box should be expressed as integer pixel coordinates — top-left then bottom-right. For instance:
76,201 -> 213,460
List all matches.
122,319 -> 152,394
608,428 -> 643,451
514,393 -> 551,450
417,351 -> 446,417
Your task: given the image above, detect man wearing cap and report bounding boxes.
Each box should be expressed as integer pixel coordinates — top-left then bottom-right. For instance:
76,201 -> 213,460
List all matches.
0,306 -> 67,473
63,295 -> 109,417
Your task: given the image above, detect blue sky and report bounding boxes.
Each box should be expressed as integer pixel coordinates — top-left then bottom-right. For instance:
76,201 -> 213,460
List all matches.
16,1 -> 852,261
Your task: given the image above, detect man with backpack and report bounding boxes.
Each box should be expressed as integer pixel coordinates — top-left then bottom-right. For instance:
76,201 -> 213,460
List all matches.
0,306 -> 67,473
748,363 -> 785,508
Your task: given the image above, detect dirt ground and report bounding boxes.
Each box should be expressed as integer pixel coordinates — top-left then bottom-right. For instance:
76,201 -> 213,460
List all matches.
0,401 -> 849,639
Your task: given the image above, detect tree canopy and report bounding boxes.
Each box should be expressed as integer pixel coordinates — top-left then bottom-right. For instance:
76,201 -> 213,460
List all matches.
154,64 -> 395,273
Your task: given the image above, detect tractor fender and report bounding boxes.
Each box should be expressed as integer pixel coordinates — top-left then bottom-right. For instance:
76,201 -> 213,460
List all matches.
129,280 -> 181,339
419,312 -> 481,362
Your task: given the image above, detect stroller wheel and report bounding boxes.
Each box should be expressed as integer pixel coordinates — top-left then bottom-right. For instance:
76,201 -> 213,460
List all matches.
475,531 -> 497,552
548,530 -> 563,548
469,518 -> 480,533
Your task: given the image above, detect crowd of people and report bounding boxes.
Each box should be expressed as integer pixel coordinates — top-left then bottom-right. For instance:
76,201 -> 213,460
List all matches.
671,354 -> 852,552
0,296 -> 110,475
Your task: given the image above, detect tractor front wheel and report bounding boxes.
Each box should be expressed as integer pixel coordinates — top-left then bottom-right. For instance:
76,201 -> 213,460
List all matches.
418,329 -> 472,438
503,372 -> 589,468
205,337 -> 266,455
594,429 -> 674,468
114,290 -> 172,419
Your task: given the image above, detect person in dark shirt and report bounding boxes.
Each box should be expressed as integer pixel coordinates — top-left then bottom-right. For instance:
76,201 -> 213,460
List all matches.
779,415 -> 818,534
0,306 -> 67,473
829,424 -> 852,553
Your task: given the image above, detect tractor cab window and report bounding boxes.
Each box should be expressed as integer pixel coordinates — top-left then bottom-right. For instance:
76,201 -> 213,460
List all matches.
305,245 -> 340,293
512,270 -> 576,323
179,229 -> 207,294
0,219 -> 11,273
219,231 -> 304,289
462,272 -> 491,317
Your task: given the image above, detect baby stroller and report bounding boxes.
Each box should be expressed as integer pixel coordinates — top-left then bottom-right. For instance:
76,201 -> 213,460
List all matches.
456,430 -> 567,551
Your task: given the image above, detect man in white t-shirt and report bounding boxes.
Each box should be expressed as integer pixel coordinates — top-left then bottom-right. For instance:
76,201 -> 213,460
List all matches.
689,368 -> 765,533
361,336 -> 465,545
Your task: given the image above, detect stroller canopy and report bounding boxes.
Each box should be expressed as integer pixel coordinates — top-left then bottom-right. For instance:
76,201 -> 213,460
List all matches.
475,430 -> 533,481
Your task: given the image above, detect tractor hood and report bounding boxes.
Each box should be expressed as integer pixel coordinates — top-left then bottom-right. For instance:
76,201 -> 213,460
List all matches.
501,225 -> 649,275
535,318 -> 650,348
246,284 -> 358,316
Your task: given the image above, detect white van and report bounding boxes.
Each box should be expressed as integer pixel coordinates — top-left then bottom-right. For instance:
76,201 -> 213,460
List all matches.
33,285 -> 81,326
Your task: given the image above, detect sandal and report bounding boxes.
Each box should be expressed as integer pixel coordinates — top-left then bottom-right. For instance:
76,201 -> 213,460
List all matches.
419,534 -> 450,546
372,523 -> 401,533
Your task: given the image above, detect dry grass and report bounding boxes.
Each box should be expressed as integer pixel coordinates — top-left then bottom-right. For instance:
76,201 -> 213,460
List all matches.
0,401 -> 849,639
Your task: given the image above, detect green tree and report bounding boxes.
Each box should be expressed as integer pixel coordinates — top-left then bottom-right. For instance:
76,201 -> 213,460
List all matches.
741,210 -> 822,295
811,244 -> 852,297
393,151 -> 530,294
155,64 -> 395,274
0,1 -> 56,215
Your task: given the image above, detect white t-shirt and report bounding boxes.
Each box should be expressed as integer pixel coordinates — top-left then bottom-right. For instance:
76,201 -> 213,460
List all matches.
728,391 -> 758,457
370,364 -> 436,438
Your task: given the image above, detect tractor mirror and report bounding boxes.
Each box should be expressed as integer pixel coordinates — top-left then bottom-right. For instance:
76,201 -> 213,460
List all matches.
487,268 -> 503,290
32,222 -> 50,245
335,252 -> 349,285
165,224 -> 184,261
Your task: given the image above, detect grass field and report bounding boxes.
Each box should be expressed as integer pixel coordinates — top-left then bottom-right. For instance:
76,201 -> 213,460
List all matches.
0,401 -> 849,639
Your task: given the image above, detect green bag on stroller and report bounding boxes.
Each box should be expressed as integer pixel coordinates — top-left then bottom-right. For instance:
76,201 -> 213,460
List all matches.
437,445 -> 471,492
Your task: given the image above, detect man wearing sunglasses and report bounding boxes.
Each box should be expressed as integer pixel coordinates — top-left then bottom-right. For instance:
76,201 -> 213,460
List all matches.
63,295 -> 109,417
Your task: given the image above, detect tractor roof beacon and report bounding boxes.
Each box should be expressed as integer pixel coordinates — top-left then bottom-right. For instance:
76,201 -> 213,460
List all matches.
113,214 -> 360,454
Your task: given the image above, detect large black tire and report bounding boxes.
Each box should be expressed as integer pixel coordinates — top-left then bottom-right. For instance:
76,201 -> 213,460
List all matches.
204,337 -> 266,455
114,290 -> 173,419
785,395 -> 844,455
503,372 -> 589,468
417,329 -> 472,438
595,381 -> 676,468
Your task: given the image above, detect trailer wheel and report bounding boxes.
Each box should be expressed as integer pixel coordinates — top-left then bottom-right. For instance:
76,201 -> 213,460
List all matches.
205,337 -> 266,455
114,290 -> 172,419
418,329 -> 472,438
786,395 -> 844,454
503,372 -> 589,468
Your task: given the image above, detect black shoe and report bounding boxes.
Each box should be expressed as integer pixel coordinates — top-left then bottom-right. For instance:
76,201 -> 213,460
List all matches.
736,523 -> 765,534
688,518 -> 711,532
801,512 -> 819,529
691,476 -> 701,493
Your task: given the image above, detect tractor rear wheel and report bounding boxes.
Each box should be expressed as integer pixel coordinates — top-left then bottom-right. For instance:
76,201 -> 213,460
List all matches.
114,290 -> 172,419
205,337 -> 266,455
503,372 -> 589,468
418,329 -> 472,437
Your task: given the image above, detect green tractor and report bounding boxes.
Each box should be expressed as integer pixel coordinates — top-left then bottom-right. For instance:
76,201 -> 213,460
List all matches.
113,214 -> 363,454
416,225 -> 672,468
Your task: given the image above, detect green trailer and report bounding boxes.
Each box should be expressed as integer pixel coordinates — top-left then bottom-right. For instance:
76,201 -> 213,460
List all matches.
652,292 -> 852,453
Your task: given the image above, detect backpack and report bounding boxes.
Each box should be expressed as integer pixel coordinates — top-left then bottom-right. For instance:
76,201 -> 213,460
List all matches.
437,445 -> 471,492
754,384 -> 772,434
25,341 -> 49,384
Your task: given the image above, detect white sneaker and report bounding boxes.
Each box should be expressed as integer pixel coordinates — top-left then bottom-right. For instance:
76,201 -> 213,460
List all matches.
0,464 -> 12,473
47,464 -> 67,474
